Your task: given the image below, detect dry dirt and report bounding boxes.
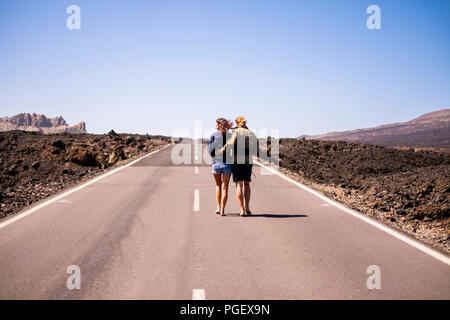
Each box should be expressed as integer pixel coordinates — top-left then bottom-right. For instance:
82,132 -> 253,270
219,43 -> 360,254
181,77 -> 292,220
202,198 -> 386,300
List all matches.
278,138 -> 450,253
0,131 -> 170,219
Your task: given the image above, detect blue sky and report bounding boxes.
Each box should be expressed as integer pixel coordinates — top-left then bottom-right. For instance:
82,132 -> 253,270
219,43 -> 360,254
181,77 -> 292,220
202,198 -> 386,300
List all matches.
1,0 -> 449,137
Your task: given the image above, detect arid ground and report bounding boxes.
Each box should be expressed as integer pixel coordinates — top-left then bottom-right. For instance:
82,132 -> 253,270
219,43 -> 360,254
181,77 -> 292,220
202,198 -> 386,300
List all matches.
278,138 -> 450,253
0,131 -> 170,219
1,132 -> 449,253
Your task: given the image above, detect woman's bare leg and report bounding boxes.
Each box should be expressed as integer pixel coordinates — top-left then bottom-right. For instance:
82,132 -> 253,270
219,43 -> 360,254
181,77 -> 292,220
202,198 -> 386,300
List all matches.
243,181 -> 251,214
236,181 -> 246,215
219,174 -> 231,216
213,174 -> 222,213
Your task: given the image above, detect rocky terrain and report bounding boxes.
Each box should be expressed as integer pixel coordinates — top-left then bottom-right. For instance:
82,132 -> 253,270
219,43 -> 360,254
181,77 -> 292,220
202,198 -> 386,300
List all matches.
307,109 -> 450,150
278,138 -> 450,253
0,131 -> 170,219
0,113 -> 86,134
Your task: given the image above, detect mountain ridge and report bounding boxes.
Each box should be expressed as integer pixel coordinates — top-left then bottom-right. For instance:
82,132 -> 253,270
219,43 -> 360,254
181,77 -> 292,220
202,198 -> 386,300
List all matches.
0,113 -> 86,134
306,108 -> 450,149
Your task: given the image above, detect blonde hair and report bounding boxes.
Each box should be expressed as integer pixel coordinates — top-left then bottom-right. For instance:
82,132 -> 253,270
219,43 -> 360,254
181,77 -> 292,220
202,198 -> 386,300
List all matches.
216,118 -> 232,133
235,115 -> 248,129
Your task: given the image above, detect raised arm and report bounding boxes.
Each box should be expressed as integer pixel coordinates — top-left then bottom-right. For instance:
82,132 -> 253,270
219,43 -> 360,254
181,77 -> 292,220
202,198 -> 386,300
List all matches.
218,130 -> 237,154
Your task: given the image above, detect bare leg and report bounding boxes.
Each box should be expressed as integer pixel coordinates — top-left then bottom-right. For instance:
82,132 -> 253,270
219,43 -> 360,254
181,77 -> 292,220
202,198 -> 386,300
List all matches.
244,181 -> 251,214
213,174 -> 222,214
236,181 -> 246,216
220,174 -> 231,216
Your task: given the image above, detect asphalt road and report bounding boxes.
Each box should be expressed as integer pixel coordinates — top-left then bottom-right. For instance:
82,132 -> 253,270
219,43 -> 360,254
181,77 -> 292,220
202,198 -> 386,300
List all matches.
0,140 -> 449,299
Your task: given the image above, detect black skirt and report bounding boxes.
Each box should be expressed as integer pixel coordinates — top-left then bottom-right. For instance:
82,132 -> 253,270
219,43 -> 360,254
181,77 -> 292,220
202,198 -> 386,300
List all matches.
232,164 -> 253,182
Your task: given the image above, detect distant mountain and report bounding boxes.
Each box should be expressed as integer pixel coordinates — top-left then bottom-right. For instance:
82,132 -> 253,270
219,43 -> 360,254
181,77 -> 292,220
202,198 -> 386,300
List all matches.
306,109 -> 450,149
0,113 -> 86,134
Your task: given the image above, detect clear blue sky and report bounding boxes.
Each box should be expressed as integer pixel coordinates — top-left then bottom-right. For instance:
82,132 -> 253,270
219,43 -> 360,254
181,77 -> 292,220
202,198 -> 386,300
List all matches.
1,0 -> 449,137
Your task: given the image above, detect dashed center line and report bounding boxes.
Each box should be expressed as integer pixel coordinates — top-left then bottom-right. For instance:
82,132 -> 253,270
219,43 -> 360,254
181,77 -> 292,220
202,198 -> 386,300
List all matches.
195,166 -> 199,174
192,289 -> 205,300
193,189 -> 200,211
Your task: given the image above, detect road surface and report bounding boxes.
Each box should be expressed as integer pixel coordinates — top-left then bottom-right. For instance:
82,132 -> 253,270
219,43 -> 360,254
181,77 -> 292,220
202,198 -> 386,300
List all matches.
0,140 -> 449,299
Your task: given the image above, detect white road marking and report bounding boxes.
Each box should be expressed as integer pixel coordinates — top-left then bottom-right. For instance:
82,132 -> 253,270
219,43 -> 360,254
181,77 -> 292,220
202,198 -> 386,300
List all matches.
192,289 -> 205,300
194,189 -> 200,211
0,144 -> 171,230
321,203 -> 331,207
254,159 -> 450,267
54,199 -> 72,204
195,166 -> 199,174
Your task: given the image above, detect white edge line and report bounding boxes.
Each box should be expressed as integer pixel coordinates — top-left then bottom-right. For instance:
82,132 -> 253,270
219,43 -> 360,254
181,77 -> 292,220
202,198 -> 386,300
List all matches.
0,144 -> 171,230
192,289 -> 205,300
254,159 -> 450,266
